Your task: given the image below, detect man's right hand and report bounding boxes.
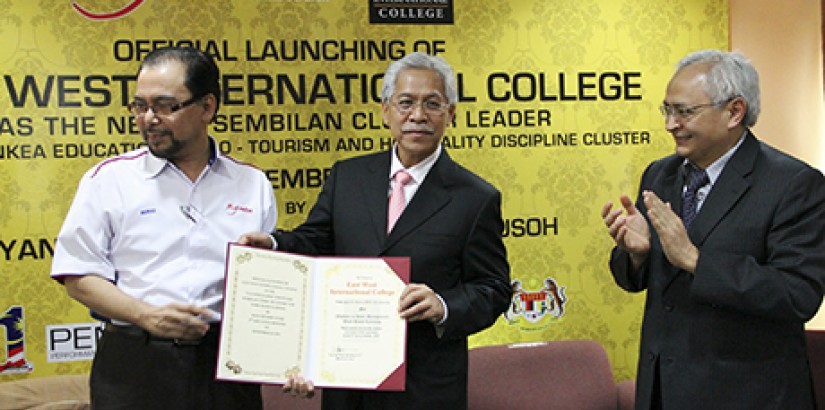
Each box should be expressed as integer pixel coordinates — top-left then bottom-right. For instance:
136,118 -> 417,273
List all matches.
139,304 -> 216,340
601,194 -> 651,268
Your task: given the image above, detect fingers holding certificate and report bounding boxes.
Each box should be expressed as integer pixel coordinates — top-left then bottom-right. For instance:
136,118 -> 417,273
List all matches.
399,284 -> 445,324
217,244 -> 409,391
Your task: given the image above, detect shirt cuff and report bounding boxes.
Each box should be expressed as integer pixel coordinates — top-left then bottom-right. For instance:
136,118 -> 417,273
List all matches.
434,293 -> 448,338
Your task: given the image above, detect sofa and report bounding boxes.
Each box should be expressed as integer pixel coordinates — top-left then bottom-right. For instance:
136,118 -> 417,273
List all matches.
0,374 -> 89,410
466,340 -> 634,410
0,341 -> 630,410
12,331 -> 825,410
261,340 -> 635,410
807,329 -> 825,409
262,385 -> 322,410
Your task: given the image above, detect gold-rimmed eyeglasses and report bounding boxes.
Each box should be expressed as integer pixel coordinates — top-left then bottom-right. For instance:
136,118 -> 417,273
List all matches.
391,98 -> 451,116
127,95 -> 202,117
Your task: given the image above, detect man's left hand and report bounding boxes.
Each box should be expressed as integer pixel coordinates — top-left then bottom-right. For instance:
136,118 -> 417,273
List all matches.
399,284 -> 445,324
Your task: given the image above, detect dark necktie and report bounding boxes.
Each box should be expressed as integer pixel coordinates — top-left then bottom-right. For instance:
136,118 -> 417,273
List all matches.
682,165 -> 709,228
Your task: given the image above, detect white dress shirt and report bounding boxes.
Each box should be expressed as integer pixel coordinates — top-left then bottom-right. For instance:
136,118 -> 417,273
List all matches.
51,139 -> 277,323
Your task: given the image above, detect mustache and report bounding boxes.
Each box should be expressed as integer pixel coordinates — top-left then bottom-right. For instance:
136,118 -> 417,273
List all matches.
143,128 -> 173,137
401,127 -> 435,134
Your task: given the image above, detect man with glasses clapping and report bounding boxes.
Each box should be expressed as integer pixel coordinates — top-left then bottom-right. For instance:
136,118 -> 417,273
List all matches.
601,49 -> 825,410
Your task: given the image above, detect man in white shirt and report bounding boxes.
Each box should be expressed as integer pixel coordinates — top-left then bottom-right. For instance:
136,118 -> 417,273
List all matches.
51,46 -> 277,409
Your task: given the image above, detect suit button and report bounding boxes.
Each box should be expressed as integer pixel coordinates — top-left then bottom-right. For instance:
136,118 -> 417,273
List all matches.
665,357 -> 674,365
647,353 -> 655,362
664,304 -> 674,311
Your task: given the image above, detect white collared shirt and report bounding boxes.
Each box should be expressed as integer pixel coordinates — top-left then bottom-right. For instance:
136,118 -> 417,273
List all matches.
388,144 -> 442,203
51,139 -> 277,323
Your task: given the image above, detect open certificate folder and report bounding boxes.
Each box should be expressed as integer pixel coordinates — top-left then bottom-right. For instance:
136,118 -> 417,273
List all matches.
216,243 -> 409,390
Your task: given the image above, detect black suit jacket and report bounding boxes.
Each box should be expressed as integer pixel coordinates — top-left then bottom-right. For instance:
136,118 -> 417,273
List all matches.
276,149 -> 511,409
610,132 -> 825,410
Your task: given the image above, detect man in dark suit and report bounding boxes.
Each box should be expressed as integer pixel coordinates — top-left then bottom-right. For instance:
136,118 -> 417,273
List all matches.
240,51 -> 511,409
601,49 -> 825,410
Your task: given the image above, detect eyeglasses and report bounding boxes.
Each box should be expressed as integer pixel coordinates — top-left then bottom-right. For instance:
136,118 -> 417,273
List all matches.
659,99 -> 730,120
390,98 -> 451,116
127,95 -> 202,117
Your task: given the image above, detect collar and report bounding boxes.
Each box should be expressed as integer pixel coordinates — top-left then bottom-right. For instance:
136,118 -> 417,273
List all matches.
389,144 -> 442,184
141,136 -> 221,179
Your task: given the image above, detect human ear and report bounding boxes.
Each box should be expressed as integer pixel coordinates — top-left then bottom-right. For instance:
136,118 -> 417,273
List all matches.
726,97 -> 747,128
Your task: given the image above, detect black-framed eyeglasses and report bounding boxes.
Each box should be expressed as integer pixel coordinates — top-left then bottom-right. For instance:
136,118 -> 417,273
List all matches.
391,98 -> 451,116
659,99 -> 732,120
126,95 -> 202,117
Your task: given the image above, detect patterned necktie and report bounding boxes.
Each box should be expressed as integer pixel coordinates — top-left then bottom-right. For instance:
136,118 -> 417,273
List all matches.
387,170 -> 413,233
682,165 -> 709,228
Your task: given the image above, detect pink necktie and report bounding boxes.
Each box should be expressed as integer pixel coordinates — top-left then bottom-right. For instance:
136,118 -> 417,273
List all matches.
387,170 -> 412,233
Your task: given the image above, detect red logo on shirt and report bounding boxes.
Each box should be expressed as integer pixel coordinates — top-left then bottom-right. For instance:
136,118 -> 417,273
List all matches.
226,204 -> 253,216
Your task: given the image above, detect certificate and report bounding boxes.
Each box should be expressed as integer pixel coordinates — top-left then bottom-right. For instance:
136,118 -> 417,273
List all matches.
216,243 -> 409,391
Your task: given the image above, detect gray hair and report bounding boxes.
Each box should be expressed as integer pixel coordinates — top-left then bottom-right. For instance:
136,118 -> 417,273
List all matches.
676,49 -> 761,127
381,52 -> 458,104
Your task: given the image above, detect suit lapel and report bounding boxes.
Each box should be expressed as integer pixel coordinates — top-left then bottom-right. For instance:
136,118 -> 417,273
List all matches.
383,152 -> 453,251
361,152 -> 393,246
661,133 -> 756,292
660,164 -> 683,215
689,133 -> 756,245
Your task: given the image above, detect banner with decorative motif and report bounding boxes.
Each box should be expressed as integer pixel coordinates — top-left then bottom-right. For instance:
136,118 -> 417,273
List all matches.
0,0 -> 727,381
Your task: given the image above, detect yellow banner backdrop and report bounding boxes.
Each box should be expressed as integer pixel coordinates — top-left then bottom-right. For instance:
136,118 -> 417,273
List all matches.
0,0 -> 727,381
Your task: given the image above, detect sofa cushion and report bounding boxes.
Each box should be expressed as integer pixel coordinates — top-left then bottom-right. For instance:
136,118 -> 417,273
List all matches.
261,385 -> 321,410
0,374 -> 89,410
616,379 -> 636,410
468,340 -> 618,410
806,330 -> 825,410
